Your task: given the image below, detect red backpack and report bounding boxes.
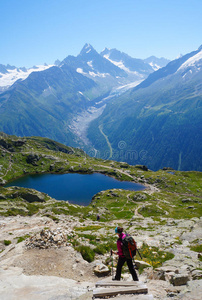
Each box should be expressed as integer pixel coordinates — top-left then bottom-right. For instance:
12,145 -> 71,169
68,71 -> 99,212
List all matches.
122,234 -> 137,259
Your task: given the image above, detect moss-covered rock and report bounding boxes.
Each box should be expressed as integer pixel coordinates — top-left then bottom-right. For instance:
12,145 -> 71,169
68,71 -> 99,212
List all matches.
13,190 -> 46,203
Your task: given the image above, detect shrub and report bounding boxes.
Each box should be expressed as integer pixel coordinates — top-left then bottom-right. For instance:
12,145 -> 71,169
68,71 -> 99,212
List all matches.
4,240 -> 11,246
76,245 -> 95,262
94,244 -> 106,255
190,244 -> 202,253
16,235 -> 30,243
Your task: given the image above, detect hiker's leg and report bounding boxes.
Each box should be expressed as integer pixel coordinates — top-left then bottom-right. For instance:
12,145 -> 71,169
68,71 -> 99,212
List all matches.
126,259 -> 139,281
115,257 -> 126,280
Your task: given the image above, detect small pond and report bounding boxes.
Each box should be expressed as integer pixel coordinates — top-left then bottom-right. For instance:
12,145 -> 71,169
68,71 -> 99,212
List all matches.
5,173 -> 145,206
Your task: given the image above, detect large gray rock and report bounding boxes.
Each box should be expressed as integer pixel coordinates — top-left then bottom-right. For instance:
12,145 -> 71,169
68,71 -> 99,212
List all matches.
0,139 -> 14,152
135,260 -> 152,269
170,273 -> 189,286
26,153 -> 40,165
154,266 -> 179,281
15,191 -> 46,203
181,218 -> 202,242
192,269 -> 202,280
94,263 -> 110,277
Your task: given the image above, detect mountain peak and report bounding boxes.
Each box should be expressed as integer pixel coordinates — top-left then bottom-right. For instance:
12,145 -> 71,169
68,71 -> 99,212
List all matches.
79,43 -> 96,56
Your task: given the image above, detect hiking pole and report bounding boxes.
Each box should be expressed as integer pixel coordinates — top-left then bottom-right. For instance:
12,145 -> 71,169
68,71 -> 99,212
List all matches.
110,249 -> 114,278
137,248 -> 142,260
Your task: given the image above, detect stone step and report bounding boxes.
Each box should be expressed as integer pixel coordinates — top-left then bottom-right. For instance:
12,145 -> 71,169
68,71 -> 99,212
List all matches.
94,295 -> 153,300
95,280 -> 144,287
93,284 -> 148,298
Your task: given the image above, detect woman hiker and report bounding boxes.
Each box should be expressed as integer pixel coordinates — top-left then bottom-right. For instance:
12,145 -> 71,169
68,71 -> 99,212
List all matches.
112,226 -> 138,281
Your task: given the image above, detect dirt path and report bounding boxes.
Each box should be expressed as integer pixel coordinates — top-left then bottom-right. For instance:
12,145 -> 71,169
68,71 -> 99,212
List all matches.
12,247 -> 97,282
134,205 -> 145,218
0,148 -> 13,179
98,124 -> 113,159
96,164 -> 160,195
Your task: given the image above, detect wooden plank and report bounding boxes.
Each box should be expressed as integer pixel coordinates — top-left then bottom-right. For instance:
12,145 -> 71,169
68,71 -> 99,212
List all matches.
95,281 -> 143,287
93,285 -> 148,298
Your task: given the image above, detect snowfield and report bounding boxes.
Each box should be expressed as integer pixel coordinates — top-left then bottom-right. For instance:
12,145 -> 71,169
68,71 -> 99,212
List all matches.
103,54 -> 144,76
0,65 -> 53,90
178,50 -> 202,71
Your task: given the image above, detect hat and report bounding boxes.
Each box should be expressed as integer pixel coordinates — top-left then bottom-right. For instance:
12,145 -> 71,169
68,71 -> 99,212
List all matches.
115,226 -> 123,234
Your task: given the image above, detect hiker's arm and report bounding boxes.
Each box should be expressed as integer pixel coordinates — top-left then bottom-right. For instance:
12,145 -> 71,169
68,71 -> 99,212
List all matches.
111,250 -> 118,255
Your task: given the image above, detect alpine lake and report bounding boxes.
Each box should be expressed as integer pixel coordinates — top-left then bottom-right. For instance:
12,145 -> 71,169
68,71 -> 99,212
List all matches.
5,173 -> 144,206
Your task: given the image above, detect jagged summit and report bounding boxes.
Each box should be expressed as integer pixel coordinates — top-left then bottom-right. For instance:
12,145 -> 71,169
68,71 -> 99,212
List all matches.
100,47 -> 128,60
100,47 -> 154,75
79,43 -> 97,56
101,47 -> 111,53
100,47 -> 113,56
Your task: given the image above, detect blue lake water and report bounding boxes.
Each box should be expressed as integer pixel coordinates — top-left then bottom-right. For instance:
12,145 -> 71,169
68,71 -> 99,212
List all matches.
5,173 -> 144,206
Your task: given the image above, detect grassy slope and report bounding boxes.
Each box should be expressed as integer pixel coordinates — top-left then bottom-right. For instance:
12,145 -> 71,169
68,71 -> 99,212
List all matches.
0,133 -> 201,221
87,71 -> 202,171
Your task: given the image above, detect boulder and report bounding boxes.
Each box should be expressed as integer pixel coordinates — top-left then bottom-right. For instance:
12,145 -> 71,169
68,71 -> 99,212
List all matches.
49,164 -> 55,171
154,266 -> 179,281
26,153 -> 40,165
135,259 -> 152,269
182,198 -> 192,203
170,273 -> 189,286
111,192 -> 119,197
0,139 -> 14,152
0,193 -> 6,199
133,193 -> 147,201
191,269 -> 202,280
15,191 -> 45,203
165,271 -> 176,283
135,165 -> 148,171
12,140 -> 25,147
94,263 -> 110,277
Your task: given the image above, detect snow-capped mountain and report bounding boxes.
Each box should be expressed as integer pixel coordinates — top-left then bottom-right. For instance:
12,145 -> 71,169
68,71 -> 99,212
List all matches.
132,45 -> 202,91
143,56 -> 170,70
0,44 -> 169,92
100,48 -> 154,77
0,43 -> 201,171
0,64 -> 53,92
60,43 -> 133,92
62,43 -> 126,79
177,46 -> 202,75
0,61 -> 96,146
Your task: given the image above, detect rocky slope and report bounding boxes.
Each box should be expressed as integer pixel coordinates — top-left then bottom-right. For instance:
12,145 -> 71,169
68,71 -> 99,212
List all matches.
0,213 -> 201,299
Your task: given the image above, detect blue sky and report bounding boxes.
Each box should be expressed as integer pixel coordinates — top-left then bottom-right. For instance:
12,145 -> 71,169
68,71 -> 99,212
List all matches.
1,0 -> 202,68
